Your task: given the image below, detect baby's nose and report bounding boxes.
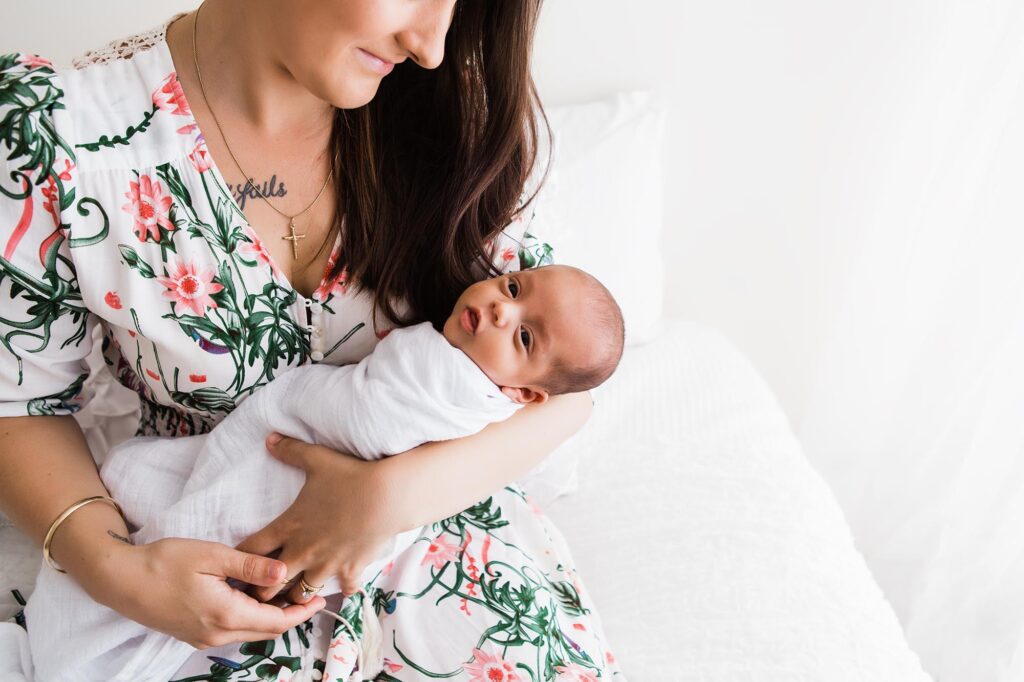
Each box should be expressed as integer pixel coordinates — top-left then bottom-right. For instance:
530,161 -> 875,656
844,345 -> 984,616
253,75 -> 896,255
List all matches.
492,300 -> 515,327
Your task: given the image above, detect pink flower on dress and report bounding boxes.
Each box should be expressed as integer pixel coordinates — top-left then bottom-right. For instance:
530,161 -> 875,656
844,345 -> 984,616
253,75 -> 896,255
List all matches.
56,159 -> 74,181
313,243 -> 347,301
104,291 -> 122,310
382,658 -> 403,673
121,174 -> 174,242
152,72 -> 191,116
18,55 -> 53,69
188,140 -> 213,173
189,373 -> 207,383
553,664 -> 600,682
501,246 -> 516,263
177,122 -> 200,136
329,637 -> 359,664
145,369 -> 160,381
156,260 -> 224,317
40,177 -> 59,225
238,231 -> 280,278
421,534 -> 461,570
463,649 -> 521,682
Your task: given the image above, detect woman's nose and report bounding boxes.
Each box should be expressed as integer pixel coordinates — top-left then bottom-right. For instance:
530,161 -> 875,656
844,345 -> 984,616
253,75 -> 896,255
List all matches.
397,0 -> 457,70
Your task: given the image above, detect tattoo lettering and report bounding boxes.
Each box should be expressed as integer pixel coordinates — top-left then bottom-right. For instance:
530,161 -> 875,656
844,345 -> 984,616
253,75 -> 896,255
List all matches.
228,174 -> 288,210
107,529 -> 133,545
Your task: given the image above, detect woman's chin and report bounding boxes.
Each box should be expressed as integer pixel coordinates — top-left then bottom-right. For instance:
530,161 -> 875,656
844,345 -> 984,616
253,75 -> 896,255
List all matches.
329,81 -> 382,110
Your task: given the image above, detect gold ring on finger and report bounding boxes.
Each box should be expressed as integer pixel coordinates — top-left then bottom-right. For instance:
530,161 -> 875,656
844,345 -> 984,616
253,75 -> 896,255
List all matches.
299,576 -> 325,599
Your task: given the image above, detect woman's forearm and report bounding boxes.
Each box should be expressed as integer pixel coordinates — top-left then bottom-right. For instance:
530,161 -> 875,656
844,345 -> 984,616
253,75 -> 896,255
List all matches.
379,391 -> 592,530
0,415 -> 131,601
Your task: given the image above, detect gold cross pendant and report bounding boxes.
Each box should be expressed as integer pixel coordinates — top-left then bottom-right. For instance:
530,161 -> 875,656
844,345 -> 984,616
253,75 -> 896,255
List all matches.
282,219 -> 307,260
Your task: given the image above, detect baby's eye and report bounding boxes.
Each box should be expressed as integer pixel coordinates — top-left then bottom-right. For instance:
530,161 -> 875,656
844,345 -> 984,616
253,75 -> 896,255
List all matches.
520,326 -> 531,350
508,279 -> 520,298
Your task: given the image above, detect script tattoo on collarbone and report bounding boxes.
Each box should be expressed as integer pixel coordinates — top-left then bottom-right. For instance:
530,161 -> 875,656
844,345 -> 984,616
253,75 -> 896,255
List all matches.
227,174 -> 288,210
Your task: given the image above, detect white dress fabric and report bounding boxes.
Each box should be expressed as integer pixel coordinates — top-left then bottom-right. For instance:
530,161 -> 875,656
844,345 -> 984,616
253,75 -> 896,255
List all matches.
25,323 -> 521,682
0,14 -> 623,682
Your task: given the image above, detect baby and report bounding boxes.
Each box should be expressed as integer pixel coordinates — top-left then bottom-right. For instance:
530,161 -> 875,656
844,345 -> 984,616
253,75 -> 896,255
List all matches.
25,264 -> 625,682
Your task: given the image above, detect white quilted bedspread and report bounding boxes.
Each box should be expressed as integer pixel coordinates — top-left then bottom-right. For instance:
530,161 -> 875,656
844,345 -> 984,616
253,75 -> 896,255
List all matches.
544,319 -> 933,681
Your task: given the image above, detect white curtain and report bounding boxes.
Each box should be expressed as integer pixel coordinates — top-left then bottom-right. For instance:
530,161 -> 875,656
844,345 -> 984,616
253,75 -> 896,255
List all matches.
798,2 -> 1024,681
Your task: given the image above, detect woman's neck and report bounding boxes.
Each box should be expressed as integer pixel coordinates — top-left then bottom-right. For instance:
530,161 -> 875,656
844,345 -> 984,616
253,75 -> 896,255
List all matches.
166,0 -> 334,140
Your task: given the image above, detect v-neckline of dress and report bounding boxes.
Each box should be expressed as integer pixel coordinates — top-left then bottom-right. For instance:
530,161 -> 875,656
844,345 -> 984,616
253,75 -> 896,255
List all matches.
155,27 -> 342,303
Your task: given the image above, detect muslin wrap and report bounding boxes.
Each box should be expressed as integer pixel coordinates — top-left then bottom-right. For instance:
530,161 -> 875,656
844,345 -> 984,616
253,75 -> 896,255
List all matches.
25,322 -> 520,681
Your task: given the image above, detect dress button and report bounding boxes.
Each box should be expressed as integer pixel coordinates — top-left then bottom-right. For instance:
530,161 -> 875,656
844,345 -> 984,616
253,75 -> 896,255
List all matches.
310,302 -> 323,314
313,328 -> 323,338
310,350 -> 325,362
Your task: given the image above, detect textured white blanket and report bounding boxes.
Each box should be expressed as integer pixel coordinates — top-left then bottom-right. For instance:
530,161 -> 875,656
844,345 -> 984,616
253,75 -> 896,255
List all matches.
23,322 -> 520,682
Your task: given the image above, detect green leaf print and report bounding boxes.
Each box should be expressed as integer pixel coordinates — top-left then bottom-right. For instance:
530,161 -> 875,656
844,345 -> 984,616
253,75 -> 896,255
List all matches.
517,230 -> 554,270
75,102 -> 158,153
26,371 -> 87,416
170,386 -> 236,414
68,196 -> 110,248
0,54 -> 72,187
118,244 -> 157,278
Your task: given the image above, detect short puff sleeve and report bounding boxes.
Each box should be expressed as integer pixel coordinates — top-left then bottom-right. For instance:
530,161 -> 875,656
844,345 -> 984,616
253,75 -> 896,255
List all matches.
0,54 -> 96,417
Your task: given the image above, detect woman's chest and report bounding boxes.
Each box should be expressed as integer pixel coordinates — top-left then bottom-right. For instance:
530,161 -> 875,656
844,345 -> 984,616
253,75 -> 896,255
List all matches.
70,160 -> 381,429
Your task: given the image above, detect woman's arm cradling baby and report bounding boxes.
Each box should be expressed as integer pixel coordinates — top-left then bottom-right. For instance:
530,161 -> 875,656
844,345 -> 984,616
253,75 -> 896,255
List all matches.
240,390 -> 592,604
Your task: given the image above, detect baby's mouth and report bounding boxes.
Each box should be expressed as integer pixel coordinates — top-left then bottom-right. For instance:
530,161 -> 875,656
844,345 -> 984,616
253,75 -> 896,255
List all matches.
461,306 -> 479,335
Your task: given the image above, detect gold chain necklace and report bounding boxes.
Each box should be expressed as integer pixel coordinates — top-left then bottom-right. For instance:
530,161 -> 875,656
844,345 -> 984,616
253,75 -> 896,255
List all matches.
191,1 -> 333,260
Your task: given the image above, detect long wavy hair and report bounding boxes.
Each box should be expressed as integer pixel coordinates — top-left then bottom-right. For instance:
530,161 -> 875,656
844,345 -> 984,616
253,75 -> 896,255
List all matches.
320,0 -> 552,330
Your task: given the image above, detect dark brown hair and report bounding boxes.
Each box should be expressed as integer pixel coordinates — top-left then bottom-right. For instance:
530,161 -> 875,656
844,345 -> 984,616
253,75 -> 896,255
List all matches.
322,0 -> 552,330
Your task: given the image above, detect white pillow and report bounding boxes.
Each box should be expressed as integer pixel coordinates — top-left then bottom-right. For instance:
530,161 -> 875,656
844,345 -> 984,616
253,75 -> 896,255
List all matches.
516,92 -> 668,504
539,91 -> 667,346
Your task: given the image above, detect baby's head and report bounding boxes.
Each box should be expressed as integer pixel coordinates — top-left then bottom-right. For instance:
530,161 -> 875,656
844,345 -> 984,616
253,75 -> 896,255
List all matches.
443,264 -> 624,404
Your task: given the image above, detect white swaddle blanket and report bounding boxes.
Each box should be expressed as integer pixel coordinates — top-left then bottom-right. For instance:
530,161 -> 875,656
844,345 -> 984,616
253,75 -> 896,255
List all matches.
24,322 -> 521,682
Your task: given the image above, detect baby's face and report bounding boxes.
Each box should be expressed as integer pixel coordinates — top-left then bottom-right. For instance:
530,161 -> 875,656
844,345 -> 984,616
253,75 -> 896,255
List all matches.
443,265 -> 590,404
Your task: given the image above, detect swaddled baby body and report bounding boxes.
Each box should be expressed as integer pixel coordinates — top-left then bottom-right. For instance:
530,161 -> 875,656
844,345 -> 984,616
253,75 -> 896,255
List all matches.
24,264 -> 624,682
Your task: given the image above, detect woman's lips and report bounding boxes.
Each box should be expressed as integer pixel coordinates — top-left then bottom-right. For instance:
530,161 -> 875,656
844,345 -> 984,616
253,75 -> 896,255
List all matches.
357,48 -> 394,76
460,307 -> 479,335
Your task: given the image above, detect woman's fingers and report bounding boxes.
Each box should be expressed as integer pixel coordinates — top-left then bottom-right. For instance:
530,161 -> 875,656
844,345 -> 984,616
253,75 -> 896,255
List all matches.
219,590 -> 326,637
235,525 -> 283,563
249,548 -> 304,603
207,543 -> 287,587
286,566 -> 333,605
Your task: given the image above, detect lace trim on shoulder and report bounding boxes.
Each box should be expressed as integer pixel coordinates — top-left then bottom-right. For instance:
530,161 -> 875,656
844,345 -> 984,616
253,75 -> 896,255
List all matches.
71,12 -> 187,70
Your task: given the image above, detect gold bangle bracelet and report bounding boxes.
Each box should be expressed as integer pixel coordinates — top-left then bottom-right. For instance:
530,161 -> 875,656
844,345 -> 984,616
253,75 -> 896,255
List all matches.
42,495 -> 125,574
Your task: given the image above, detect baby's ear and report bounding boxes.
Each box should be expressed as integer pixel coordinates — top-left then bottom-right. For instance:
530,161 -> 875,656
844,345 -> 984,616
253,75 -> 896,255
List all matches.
500,386 -> 549,405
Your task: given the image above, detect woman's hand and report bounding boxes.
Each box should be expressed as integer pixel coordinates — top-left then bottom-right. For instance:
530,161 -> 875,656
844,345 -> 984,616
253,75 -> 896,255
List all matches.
237,433 -> 402,604
85,536 -> 325,649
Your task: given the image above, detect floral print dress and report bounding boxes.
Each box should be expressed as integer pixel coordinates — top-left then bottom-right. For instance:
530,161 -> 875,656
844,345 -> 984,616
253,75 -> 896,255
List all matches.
0,17 -> 624,682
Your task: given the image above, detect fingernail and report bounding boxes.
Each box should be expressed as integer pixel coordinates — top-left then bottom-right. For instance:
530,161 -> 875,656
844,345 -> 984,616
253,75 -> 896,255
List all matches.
267,433 -> 282,445
267,562 -> 284,580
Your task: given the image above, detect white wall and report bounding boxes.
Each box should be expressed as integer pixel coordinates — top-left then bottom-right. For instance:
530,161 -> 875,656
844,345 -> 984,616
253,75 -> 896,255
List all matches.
0,0 -> 914,432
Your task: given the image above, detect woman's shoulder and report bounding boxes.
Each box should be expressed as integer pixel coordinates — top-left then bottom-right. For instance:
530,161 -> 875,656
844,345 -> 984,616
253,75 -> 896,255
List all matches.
0,53 -> 64,118
2,15 -> 193,173
0,53 -> 71,190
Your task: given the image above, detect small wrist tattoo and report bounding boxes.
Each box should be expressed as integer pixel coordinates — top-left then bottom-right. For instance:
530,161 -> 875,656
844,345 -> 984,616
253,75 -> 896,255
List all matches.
107,529 -> 133,545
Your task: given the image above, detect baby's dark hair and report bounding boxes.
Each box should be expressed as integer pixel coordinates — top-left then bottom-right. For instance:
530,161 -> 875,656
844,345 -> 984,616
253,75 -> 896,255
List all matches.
539,267 -> 625,396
